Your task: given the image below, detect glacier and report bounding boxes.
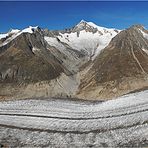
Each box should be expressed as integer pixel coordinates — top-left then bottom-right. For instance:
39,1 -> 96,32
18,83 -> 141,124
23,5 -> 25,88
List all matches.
0,90 -> 148,147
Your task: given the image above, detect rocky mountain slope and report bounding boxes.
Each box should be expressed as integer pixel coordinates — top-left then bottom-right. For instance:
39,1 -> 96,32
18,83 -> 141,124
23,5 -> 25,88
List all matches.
78,25 -> 148,99
0,21 -> 148,100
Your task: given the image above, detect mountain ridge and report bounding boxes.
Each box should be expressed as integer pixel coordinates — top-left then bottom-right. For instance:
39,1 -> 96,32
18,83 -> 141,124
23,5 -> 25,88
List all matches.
78,24 -> 148,99
0,21 -> 148,100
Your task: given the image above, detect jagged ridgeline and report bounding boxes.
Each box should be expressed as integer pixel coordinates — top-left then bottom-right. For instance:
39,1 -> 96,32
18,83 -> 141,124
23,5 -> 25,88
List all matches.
0,21 -> 148,100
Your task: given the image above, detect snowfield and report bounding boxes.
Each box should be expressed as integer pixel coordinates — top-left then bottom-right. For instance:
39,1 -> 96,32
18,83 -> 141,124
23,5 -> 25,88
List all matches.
0,90 -> 148,147
45,21 -> 120,60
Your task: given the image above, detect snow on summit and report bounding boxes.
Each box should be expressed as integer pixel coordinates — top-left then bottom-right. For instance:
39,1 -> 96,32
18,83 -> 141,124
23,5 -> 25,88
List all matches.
53,20 -> 121,59
0,21 -> 120,59
75,20 -> 120,34
0,26 -> 39,47
9,29 -> 20,34
22,26 -> 38,34
0,29 -> 20,40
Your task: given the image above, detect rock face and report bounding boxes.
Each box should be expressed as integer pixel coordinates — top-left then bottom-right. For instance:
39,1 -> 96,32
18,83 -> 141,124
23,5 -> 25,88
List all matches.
78,25 -> 148,100
0,27 -> 65,99
0,22 -> 148,100
0,27 -> 64,83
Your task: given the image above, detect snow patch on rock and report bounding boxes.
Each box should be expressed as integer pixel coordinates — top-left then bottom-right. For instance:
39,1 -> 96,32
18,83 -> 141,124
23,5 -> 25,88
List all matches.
142,48 -> 148,55
140,29 -> 148,40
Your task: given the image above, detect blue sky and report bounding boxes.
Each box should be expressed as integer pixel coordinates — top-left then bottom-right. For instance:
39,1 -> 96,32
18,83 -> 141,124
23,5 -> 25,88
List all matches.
0,1 -> 148,33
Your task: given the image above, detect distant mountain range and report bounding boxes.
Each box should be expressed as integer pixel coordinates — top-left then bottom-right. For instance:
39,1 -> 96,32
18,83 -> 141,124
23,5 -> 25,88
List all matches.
0,20 -> 148,100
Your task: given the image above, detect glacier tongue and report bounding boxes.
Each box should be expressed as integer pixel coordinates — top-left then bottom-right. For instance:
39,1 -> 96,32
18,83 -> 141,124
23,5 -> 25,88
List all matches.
0,90 -> 148,147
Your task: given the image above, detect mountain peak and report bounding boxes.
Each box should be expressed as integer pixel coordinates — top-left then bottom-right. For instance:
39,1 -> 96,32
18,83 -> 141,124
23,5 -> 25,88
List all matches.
76,20 -> 98,28
8,29 -> 20,34
73,20 -> 104,33
79,19 -> 87,24
130,24 -> 145,30
75,20 -> 119,33
76,20 -> 88,27
21,26 -> 40,34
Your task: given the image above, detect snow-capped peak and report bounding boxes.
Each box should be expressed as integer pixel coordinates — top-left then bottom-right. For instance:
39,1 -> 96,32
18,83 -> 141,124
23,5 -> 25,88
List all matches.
45,21 -> 121,60
77,20 -> 102,29
75,20 -> 89,29
0,29 -> 20,40
0,26 -> 40,47
9,29 -> 20,34
76,20 -> 119,32
79,19 -> 86,23
22,26 -> 39,34
139,28 -> 148,40
0,26 -> 39,41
